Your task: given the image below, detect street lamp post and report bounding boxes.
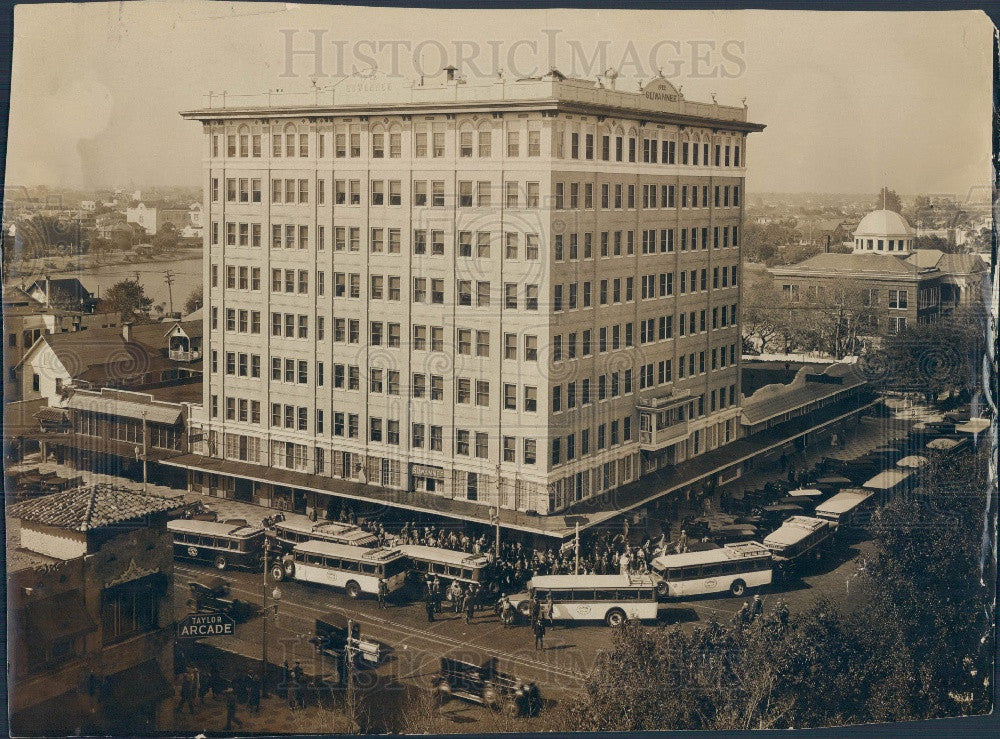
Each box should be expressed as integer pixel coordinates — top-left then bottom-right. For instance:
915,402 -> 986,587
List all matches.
261,542 -> 282,697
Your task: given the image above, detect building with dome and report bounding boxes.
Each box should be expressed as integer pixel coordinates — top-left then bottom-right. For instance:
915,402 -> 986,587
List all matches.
770,207 -> 986,337
851,208 -> 915,254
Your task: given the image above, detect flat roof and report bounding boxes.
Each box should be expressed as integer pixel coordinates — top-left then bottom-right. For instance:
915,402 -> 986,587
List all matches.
293,540 -> 403,561
167,519 -> 264,538
863,469 -> 913,489
764,516 -> 829,547
815,490 -> 874,516
396,544 -> 489,567
653,541 -> 770,568
527,574 -> 658,589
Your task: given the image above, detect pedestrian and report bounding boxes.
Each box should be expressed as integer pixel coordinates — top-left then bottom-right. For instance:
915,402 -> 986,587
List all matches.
544,593 -> 555,627
425,593 -> 436,623
176,668 -> 195,715
278,661 -> 290,699
533,617 -> 546,650
287,674 -> 298,710
465,592 -> 475,623
751,594 -> 763,619
247,671 -> 261,714
191,665 -> 202,706
224,687 -> 242,731
207,661 -> 222,701
377,577 -> 388,609
295,673 -> 307,709
529,596 -> 540,626
527,682 -> 542,717
677,529 -> 689,554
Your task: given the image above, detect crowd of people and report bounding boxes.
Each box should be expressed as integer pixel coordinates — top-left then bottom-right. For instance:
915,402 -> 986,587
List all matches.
324,502 -> 692,601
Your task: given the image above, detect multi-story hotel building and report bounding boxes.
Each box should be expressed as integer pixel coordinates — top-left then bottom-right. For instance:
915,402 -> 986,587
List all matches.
180,69 -> 764,518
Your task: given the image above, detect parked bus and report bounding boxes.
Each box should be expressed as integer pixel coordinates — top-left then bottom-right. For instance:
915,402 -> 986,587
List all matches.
862,468 -> 914,503
763,516 -> 833,572
510,574 -> 659,627
814,489 -> 876,530
274,541 -> 408,599
270,519 -> 378,552
167,519 -> 266,571
396,544 -> 490,586
650,541 -> 773,598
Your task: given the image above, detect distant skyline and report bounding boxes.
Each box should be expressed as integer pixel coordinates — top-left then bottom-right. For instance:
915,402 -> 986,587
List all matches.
5,3 -> 993,197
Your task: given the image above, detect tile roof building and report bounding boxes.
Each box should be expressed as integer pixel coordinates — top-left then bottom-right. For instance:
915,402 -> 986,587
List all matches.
7,485 -> 179,735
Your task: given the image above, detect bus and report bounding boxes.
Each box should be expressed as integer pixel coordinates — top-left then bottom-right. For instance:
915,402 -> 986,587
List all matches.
650,541 -> 773,598
395,544 -> 491,586
763,516 -> 833,571
510,574 -> 659,627
862,468 -> 914,503
270,519 -> 378,552
814,489 -> 875,530
167,519 -> 266,571
274,541 -> 408,599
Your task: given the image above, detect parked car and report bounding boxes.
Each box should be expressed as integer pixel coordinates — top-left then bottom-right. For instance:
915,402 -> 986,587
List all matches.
433,656 -> 536,712
186,578 -> 258,622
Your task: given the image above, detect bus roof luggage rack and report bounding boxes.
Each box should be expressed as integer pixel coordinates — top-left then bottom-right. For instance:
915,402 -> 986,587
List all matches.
724,541 -> 771,557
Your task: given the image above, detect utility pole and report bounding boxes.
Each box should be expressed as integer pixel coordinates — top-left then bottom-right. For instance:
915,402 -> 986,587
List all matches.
261,540 -> 269,697
346,618 -> 356,729
164,270 -> 175,316
141,411 -> 148,493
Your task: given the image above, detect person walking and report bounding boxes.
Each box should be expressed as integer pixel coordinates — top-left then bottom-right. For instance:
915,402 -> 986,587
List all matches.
246,671 -> 261,714
751,594 -> 764,619
377,577 -> 388,609
544,593 -> 555,628
464,592 -> 475,624
176,668 -> 195,715
424,593 -> 436,623
533,617 -> 546,650
190,665 -> 202,707
224,687 -> 242,731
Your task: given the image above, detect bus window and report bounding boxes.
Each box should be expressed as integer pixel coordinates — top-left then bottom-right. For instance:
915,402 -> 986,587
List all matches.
342,559 -> 360,573
551,590 -> 572,602
571,590 -> 596,601
360,562 -> 377,575
462,568 -> 473,580
594,589 -> 617,600
306,554 -> 324,565
534,589 -> 549,600
384,558 -> 407,578
324,558 -> 341,569
294,552 -> 305,563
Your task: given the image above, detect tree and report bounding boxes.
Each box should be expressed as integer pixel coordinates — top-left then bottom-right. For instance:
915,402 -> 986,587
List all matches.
859,447 -> 994,718
183,286 -> 203,315
876,187 -> 902,214
914,234 -> 962,254
98,278 -> 153,322
880,315 -> 983,398
741,271 -> 788,354
152,222 -> 179,253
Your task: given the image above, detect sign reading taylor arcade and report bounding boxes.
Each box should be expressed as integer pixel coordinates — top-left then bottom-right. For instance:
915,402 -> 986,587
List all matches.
177,612 -> 236,638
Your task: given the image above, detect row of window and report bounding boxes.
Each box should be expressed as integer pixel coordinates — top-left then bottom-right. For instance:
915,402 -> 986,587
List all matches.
212,128 -> 743,167
783,284 -> 911,310
550,417 -> 634,467
211,221 -> 739,260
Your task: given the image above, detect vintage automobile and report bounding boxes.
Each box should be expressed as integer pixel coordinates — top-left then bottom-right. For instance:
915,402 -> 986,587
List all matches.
433,656 -> 537,712
310,612 -> 382,668
186,578 -> 258,622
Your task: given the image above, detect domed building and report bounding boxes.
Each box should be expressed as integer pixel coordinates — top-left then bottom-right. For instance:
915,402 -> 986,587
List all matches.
851,209 -> 915,254
770,207 -> 986,337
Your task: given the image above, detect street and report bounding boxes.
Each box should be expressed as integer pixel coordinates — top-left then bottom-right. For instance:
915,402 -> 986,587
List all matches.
173,533 -> 874,711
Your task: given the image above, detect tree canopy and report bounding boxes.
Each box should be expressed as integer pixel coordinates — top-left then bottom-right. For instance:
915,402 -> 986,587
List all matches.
98,278 -> 153,322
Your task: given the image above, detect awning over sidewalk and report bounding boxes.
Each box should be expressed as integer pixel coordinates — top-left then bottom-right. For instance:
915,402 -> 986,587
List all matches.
164,393 -> 882,539
66,394 -> 182,425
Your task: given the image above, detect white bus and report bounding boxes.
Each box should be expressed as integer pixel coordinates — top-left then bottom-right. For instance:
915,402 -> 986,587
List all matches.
763,516 -> 833,570
510,574 -> 659,627
395,544 -> 491,586
814,489 -> 875,529
650,542 -> 773,599
274,541 -> 408,599
271,519 -> 378,552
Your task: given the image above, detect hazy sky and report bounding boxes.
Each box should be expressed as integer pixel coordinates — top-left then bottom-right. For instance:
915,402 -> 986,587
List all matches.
5,3 -> 993,197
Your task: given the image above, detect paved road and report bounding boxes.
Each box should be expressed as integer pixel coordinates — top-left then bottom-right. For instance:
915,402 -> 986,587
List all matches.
173,536 -> 872,703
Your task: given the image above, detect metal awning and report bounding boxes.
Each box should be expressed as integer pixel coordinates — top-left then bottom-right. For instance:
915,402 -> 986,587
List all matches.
66,395 -> 182,425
